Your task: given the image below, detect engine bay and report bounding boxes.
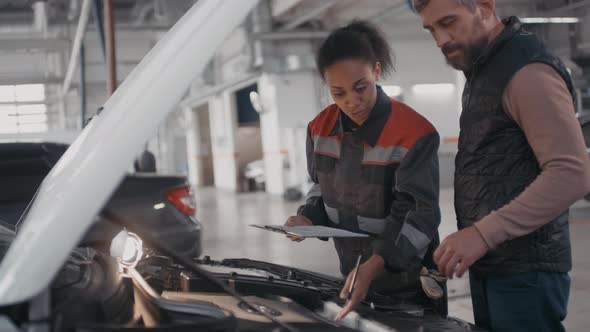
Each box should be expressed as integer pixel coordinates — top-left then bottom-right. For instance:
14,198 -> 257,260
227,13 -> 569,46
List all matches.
0,224 -> 484,332
60,252 -> 482,331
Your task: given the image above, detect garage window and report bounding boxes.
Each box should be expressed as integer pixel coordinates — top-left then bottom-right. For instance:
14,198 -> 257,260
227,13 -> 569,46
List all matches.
0,84 -> 48,134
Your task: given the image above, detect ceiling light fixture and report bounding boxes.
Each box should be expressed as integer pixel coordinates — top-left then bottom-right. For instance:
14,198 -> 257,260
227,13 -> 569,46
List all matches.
520,17 -> 580,24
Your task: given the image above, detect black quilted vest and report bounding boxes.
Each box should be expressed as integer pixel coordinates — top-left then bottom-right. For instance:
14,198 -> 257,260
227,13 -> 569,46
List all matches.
455,17 -> 574,275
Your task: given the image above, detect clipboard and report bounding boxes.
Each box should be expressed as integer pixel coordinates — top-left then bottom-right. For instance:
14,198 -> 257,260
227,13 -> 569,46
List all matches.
250,224 -> 369,238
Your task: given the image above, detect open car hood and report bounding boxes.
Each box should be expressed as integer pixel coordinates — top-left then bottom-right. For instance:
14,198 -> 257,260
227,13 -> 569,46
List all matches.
0,0 -> 259,305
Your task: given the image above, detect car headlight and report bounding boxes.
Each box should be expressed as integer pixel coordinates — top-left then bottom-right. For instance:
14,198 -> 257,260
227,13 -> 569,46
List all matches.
110,230 -> 144,268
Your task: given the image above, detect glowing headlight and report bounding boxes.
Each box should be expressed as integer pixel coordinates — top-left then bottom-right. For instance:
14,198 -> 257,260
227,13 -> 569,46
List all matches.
110,230 -> 144,268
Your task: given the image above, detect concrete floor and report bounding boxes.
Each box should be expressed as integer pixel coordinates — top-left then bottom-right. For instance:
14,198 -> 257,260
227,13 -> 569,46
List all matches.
195,187 -> 590,331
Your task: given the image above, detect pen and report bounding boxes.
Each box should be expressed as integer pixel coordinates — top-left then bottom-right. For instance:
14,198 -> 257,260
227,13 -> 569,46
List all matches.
347,252 -> 363,301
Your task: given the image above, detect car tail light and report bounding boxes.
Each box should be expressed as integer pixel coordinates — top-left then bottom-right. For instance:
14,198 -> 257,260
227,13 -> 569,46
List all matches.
165,186 -> 196,216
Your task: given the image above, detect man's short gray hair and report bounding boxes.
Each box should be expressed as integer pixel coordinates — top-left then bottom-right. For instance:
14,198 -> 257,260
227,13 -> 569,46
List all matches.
413,0 -> 482,13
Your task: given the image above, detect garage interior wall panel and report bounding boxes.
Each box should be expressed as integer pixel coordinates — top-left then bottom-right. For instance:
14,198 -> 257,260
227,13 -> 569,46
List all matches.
257,72 -> 321,194
210,93 -> 238,191
258,74 -> 285,194
185,106 -> 202,187
381,38 -> 462,188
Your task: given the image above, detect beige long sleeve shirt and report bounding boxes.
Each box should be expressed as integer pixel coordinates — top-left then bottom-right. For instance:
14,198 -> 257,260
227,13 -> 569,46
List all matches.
473,62 -> 590,249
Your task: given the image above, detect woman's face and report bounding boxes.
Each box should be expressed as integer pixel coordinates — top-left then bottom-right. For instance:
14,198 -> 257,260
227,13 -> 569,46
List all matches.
323,59 -> 381,125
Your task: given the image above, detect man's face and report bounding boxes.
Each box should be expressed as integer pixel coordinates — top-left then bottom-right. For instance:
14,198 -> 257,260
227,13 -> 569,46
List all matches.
419,0 -> 489,71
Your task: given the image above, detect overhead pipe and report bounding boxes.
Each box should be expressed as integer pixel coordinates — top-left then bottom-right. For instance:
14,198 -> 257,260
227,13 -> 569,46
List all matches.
67,0 -> 81,21
80,43 -> 87,127
61,0 -> 92,96
133,1 -> 156,26
32,1 -> 48,36
59,0 -> 92,130
104,0 -> 118,95
249,1 -> 273,68
32,1 -> 55,131
92,0 -> 106,60
254,30 -> 329,40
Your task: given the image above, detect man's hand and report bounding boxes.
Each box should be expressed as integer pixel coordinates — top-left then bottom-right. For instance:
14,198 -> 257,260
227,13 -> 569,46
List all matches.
335,255 -> 384,321
284,215 -> 313,242
434,226 -> 489,279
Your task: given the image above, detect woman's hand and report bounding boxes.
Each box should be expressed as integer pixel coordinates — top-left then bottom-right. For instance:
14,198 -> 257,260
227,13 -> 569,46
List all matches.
335,255 -> 385,320
284,215 -> 313,242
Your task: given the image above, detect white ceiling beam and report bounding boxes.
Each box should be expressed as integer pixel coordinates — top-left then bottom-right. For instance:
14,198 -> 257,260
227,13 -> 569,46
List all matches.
279,0 -> 337,31
61,0 -> 92,96
254,30 -> 329,40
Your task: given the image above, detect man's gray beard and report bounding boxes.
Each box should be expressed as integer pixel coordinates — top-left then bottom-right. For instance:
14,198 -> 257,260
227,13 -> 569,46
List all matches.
445,36 -> 489,72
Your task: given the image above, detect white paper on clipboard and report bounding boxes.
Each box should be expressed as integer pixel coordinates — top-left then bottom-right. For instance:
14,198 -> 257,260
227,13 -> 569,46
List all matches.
250,225 -> 369,238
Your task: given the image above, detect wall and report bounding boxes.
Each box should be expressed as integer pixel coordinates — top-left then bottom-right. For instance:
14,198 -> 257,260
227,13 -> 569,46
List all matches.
218,27 -> 252,82
381,38 -> 463,188
0,23 -> 190,179
182,20 -> 320,194
153,109 -> 190,175
185,103 -> 215,187
209,93 -> 239,191
178,25 -> 253,192
185,105 -> 201,186
235,126 -> 264,191
257,76 -> 284,194
257,70 -> 322,194
382,38 -> 462,140
0,53 -> 51,81
180,10 -> 466,193
65,29 -> 160,128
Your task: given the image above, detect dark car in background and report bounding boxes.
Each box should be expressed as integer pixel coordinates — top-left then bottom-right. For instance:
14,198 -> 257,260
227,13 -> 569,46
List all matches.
0,142 -> 201,258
